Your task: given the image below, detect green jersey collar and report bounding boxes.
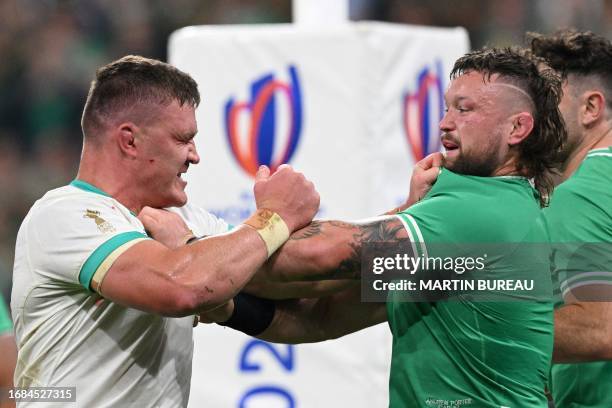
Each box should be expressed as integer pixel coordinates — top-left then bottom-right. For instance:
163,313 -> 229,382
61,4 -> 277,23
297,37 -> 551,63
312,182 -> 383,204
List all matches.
70,180 -> 111,197
70,179 -> 140,217
441,167 -> 528,181
587,146 -> 612,158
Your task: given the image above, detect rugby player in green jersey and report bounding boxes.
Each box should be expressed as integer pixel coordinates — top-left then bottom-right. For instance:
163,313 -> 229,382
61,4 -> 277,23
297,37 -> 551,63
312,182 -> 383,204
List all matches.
531,30 -> 612,408
194,48 -> 567,407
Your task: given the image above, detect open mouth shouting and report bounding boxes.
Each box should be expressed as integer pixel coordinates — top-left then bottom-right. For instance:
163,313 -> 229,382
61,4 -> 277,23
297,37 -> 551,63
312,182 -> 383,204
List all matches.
441,138 -> 460,158
177,170 -> 188,186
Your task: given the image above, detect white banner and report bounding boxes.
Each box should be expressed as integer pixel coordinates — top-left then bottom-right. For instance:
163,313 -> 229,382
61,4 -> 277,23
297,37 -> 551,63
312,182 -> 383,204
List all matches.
169,22 -> 469,408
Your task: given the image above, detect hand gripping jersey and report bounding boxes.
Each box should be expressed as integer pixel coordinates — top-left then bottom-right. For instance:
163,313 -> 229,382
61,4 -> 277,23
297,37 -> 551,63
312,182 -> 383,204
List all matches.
11,180 -> 229,407
545,147 -> 612,408
389,168 -> 553,408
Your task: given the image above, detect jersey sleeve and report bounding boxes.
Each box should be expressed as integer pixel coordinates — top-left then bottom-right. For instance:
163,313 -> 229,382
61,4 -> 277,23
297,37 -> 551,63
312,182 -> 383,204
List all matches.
27,195 -> 149,291
546,185 -> 612,299
397,191 -> 470,247
0,295 -> 12,335
395,212 -> 428,259
167,203 -> 231,237
396,191 -> 538,275
394,193 -> 466,271
395,193 -> 464,269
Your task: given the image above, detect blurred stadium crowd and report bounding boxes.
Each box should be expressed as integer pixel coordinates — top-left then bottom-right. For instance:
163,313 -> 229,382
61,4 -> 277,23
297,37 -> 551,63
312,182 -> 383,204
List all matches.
0,0 -> 610,302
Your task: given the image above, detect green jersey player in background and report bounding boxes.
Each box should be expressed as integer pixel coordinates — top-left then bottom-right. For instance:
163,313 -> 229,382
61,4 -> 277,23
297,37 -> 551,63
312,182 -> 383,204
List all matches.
195,47 -> 566,407
531,30 -> 612,408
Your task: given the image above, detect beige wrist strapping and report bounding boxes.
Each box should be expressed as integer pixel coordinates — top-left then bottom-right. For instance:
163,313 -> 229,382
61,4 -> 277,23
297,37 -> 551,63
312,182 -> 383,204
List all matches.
243,209 -> 290,257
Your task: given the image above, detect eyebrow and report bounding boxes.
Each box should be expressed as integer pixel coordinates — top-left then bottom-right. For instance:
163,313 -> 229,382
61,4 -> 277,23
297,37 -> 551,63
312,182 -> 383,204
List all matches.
175,131 -> 197,141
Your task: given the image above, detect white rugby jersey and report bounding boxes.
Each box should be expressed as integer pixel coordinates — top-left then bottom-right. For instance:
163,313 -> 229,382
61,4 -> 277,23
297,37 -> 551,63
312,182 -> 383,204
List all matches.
11,180 -> 229,407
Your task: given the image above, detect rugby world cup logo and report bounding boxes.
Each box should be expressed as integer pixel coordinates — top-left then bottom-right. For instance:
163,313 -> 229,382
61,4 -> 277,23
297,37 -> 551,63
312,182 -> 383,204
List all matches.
403,60 -> 445,162
224,65 -> 303,177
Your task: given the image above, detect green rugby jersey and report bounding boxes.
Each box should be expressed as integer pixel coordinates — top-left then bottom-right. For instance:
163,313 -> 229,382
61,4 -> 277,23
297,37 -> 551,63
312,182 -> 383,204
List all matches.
388,168 -> 553,408
545,147 -> 612,408
0,294 -> 12,335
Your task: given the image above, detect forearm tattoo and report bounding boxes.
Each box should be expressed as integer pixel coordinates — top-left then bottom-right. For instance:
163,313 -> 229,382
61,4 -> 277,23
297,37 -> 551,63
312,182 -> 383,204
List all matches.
291,218 -> 407,279
290,221 -> 323,240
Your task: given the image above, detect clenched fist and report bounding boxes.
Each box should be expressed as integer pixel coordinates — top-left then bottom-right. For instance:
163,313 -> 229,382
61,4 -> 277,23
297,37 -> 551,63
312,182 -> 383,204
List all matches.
253,164 -> 320,232
405,152 -> 444,209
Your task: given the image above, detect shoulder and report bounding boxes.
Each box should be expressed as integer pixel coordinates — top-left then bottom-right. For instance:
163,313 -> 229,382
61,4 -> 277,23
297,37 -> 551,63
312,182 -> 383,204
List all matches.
26,186 -> 137,238
404,176 -> 541,242
29,185 -> 116,219
16,186 -> 149,289
547,165 -> 611,216
20,185 -> 147,260
545,181 -> 581,221
546,174 -> 612,242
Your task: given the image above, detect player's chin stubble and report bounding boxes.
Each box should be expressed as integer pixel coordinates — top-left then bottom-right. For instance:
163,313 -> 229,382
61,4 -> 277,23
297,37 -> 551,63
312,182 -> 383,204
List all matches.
445,148 -> 499,177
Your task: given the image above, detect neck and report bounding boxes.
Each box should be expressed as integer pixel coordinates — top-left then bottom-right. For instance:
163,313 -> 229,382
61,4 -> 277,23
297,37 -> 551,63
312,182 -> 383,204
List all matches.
562,125 -> 612,179
76,146 -> 143,214
492,155 -> 523,178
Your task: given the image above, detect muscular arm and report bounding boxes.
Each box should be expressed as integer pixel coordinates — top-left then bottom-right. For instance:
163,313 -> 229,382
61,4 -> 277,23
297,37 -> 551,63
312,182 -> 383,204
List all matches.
244,279 -> 356,299
554,300 -> 612,363
203,217 -> 410,338
101,225 -> 270,317
247,152 -> 441,295
258,285 -> 387,343
259,216 -> 409,282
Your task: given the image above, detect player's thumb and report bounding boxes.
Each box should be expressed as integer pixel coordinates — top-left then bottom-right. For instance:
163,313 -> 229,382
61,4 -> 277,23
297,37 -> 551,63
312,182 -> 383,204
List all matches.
419,152 -> 444,170
422,166 -> 441,184
429,152 -> 445,168
255,165 -> 270,181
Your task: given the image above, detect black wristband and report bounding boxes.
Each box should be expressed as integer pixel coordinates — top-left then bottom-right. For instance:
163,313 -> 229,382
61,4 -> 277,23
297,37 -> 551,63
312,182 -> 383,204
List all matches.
218,292 -> 276,336
186,235 -> 206,244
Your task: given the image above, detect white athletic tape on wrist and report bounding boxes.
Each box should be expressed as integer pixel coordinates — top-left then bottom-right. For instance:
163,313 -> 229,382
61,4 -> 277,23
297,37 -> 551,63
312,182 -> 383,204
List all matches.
243,209 -> 290,257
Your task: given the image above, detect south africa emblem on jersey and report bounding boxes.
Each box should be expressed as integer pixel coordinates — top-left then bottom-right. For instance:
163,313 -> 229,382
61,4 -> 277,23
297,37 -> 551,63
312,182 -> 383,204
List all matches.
84,209 -> 116,233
